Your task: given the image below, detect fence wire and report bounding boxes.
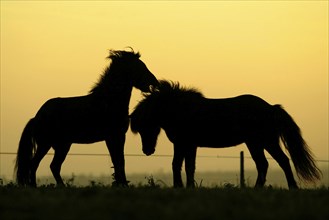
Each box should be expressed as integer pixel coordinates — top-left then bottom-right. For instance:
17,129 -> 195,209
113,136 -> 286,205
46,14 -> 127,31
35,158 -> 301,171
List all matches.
0,151 -> 328,162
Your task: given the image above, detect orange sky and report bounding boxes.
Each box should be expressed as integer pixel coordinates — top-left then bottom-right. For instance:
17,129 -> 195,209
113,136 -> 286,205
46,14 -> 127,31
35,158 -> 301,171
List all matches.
1,1 -> 328,183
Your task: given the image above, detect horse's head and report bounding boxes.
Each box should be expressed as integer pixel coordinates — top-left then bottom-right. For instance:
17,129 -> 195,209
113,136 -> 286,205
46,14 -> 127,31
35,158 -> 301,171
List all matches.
108,49 -> 158,93
138,124 -> 160,156
130,59 -> 158,93
89,49 -> 158,95
130,98 -> 160,156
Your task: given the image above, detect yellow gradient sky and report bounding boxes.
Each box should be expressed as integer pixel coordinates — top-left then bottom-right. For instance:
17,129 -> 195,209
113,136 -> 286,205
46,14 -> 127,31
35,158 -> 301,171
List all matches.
1,1 -> 328,182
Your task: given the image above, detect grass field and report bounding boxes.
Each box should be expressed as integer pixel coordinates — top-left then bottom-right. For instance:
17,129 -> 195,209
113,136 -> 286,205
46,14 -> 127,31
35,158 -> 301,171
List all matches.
1,183 -> 328,220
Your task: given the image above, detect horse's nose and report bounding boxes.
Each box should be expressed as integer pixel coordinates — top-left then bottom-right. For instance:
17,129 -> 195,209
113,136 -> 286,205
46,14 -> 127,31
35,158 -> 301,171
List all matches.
145,152 -> 152,156
143,148 -> 155,156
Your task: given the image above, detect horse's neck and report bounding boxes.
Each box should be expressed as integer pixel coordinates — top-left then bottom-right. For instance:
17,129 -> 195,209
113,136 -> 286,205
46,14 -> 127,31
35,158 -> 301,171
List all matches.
111,85 -> 133,106
90,66 -> 134,108
92,84 -> 133,107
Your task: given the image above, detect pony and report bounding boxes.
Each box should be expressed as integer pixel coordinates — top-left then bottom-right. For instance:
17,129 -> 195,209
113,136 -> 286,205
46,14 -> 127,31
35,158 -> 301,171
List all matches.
15,49 -> 158,187
130,80 -> 321,189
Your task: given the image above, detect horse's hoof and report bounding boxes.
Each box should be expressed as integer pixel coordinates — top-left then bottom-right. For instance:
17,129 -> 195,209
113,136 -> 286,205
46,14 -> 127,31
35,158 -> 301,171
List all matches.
112,180 -> 130,187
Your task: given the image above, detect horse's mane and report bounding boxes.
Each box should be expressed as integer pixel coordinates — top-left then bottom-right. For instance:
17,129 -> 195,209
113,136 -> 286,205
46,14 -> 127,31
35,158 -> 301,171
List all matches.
131,80 -> 204,133
107,48 -> 141,61
89,49 -> 141,94
147,80 -> 204,98
135,80 -> 201,108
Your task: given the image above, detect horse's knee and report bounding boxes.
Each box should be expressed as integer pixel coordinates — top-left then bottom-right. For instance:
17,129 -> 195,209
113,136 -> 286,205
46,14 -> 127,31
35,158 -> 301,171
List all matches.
50,162 -> 59,174
263,160 -> 269,172
172,158 -> 183,173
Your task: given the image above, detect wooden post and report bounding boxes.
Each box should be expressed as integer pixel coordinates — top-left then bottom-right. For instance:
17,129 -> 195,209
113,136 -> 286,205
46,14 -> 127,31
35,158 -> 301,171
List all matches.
240,151 -> 245,188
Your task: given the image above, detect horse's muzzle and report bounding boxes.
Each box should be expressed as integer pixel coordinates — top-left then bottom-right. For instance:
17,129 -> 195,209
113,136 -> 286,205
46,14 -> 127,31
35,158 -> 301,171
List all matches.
143,147 -> 155,156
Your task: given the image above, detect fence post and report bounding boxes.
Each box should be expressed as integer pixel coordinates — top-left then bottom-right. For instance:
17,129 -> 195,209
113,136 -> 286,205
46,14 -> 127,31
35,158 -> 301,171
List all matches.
240,151 -> 245,188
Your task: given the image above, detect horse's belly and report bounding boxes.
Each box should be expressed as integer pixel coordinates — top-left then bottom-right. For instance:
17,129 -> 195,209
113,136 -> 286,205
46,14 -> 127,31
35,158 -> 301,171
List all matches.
34,117 -> 128,144
195,134 -> 244,148
69,128 -> 108,143
182,125 -> 246,148
64,122 -> 128,144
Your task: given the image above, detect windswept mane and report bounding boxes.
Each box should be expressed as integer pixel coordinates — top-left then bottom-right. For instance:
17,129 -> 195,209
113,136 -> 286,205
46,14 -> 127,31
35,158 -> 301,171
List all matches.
89,49 -> 141,93
107,48 -> 141,61
131,80 -> 204,133
145,80 -> 204,99
137,80 -> 204,108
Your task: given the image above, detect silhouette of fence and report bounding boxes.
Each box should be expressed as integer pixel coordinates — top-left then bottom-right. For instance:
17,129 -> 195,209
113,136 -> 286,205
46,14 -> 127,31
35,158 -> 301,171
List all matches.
2,151 -> 329,161
1,151 -> 328,187
0,151 -> 248,159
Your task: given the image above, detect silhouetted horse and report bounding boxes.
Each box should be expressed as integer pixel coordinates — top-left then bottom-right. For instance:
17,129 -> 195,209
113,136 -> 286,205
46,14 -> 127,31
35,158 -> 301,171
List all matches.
130,80 -> 321,189
15,49 -> 158,187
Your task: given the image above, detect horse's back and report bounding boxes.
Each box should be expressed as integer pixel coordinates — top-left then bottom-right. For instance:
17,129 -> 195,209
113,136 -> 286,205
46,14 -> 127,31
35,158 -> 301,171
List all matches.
36,95 -> 95,121
206,94 -> 270,108
198,94 -> 272,119
171,94 -> 275,147
33,94 -> 129,144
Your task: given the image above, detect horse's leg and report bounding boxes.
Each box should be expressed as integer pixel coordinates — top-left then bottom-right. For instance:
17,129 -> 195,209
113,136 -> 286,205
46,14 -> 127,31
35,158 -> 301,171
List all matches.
185,146 -> 197,188
172,143 -> 185,188
265,143 -> 298,189
105,134 -> 128,186
30,142 -> 51,187
246,142 -> 268,188
50,143 -> 71,186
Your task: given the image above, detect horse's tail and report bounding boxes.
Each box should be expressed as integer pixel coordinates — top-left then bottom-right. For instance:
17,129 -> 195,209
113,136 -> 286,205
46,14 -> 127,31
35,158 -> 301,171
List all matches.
273,105 -> 321,182
15,118 -> 36,186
